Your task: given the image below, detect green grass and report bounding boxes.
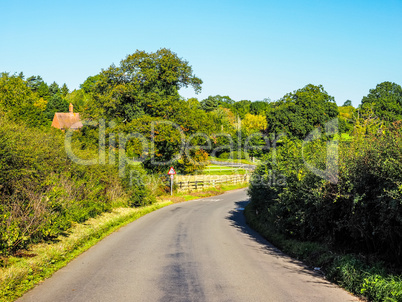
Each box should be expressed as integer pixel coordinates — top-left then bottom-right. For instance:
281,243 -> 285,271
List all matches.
0,201 -> 172,302
202,169 -> 249,175
202,164 -> 250,175
244,203 -> 402,302
209,156 -> 258,165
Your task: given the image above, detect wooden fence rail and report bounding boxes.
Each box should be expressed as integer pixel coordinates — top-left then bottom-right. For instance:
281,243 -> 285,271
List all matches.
175,174 -> 250,192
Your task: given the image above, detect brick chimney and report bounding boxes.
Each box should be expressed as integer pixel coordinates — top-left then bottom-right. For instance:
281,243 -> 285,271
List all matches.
69,103 -> 73,114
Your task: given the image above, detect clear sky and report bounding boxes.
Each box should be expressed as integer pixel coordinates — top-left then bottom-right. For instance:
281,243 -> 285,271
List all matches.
1,0 -> 401,107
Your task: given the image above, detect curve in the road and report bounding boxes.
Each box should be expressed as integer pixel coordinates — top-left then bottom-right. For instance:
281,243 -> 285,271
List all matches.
18,189 -> 359,302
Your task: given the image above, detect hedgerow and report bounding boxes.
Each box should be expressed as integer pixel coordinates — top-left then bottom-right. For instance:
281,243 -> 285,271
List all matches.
248,121 -> 402,300
0,114 -> 154,255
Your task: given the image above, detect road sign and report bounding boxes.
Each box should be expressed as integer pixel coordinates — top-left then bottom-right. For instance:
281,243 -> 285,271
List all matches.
167,167 -> 176,196
167,167 -> 176,175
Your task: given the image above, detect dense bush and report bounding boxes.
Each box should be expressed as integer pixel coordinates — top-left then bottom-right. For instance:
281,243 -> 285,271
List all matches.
248,121 -> 402,264
0,114 -> 154,255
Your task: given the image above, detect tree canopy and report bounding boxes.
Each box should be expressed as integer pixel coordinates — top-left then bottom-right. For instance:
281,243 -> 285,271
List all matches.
343,100 -> 352,107
266,84 -> 339,139
0,73 -> 48,126
361,81 -> 402,123
84,48 -> 202,122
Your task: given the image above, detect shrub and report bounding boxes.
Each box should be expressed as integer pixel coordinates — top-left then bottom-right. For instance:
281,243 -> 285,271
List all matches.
0,114 -> 155,255
248,122 -> 402,263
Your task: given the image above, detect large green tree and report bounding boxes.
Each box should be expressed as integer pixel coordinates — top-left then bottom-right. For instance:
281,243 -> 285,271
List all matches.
266,84 -> 339,139
201,95 -> 235,112
44,94 -> 69,120
361,81 -> 402,123
84,48 -> 202,122
232,100 -> 252,119
200,96 -> 219,112
26,75 -> 50,100
0,73 -> 48,126
249,99 -> 272,115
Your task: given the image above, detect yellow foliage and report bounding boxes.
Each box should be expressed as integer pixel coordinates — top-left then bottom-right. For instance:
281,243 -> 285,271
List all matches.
33,98 -> 47,111
242,113 -> 267,133
338,106 -> 355,120
353,107 -> 384,137
222,108 -> 236,126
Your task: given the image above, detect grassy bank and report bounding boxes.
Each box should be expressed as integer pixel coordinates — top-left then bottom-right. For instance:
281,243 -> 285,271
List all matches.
0,201 -> 172,302
244,203 -> 402,302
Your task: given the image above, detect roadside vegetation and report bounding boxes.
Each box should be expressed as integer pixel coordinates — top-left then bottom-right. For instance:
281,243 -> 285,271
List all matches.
247,84 -> 402,301
0,201 -> 171,302
1,48 -> 401,301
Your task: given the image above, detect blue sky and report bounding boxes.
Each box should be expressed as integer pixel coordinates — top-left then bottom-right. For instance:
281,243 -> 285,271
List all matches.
1,0 -> 401,107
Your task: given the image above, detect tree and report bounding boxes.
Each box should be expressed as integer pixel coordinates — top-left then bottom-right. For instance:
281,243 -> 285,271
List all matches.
80,75 -> 101,94
118,116 -> 186,173
201,96 -> 219,112
338,105 -> 356,133
172,98 -> 214,134
217,95 -> 235,107
44,94 -> 69,120
61,83 -> 69,96
232,100 -> 251,119
250,99 -> 271,115
26,75 -> 44,90
242,113 -> 268,134
201,95 -> 236,112
84,48 -> 202,122
0,73 -> 48,126
361,81 -> 402,123
266,84 -> 339,139
65,89 -> 92,112
33,97 -> 48,111
26,75 -> 50,100
49,82 -> 61,96
342,100 -> 352,107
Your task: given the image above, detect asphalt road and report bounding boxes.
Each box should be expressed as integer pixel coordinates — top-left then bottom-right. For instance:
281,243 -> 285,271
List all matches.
18,189 -> 359,302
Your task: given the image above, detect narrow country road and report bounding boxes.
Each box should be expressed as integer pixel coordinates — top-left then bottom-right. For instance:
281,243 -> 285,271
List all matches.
18,189 -> 359,302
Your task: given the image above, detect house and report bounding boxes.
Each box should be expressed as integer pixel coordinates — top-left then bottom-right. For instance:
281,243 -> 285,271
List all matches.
51,103 -> 83,130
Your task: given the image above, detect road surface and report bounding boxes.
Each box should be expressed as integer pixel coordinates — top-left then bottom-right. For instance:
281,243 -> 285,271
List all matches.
19,189 -> 359,302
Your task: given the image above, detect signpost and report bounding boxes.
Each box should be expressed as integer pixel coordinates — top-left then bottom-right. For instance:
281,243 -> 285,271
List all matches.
167,167 -> 176,196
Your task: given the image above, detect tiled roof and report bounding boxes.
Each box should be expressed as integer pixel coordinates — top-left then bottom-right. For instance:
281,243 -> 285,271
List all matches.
52,112 -> 83,130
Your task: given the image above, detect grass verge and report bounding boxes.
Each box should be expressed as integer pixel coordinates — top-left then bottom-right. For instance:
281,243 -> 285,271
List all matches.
244,203 -> 402,302
0,201 -> 172,302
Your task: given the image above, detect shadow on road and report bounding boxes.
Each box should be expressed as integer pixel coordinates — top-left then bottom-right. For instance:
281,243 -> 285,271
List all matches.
226,199 -> 330,283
